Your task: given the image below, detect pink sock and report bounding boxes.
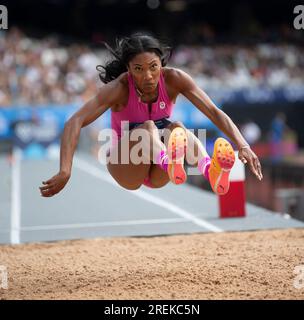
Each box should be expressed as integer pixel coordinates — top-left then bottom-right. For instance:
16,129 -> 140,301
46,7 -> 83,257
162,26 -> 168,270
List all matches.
198,156 -> 211,181
156,150 -> 168,172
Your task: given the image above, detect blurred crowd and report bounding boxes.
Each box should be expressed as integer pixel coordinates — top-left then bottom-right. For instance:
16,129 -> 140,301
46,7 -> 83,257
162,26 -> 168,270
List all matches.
0,27 -> 304,107
171,44 -> 304,91
0,27 -> 102,106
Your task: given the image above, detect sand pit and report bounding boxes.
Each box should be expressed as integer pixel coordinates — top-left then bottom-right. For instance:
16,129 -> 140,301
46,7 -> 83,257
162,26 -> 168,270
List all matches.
0,228 -> 304,300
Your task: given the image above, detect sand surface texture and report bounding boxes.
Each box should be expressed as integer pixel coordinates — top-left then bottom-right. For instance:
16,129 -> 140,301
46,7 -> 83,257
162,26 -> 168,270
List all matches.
1,228 -> 304,299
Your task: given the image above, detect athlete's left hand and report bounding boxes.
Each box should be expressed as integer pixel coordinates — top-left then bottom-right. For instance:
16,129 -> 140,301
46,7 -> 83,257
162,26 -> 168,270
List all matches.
238,146 -> 263,181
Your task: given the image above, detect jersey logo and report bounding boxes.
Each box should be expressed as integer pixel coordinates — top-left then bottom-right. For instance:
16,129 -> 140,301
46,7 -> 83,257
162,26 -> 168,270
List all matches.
159,101 -> 166,109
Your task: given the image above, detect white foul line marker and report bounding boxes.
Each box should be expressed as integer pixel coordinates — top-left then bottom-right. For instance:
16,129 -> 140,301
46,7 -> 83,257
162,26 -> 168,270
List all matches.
21,218 -> 188,231
10,147 -> 21,244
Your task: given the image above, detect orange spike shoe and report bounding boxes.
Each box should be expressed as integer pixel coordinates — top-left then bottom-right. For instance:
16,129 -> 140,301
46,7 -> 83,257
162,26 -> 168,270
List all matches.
208,137 -> 235,195
167,127 -> 187,185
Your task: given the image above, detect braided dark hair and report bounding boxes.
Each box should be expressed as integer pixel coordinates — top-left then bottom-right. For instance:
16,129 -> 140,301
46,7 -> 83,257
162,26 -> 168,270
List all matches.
96,33 -> 171,84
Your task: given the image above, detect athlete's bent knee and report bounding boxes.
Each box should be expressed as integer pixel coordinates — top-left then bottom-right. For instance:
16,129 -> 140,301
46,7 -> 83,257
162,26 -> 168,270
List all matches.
170,121 -> 185,129
142,120 -> 157,131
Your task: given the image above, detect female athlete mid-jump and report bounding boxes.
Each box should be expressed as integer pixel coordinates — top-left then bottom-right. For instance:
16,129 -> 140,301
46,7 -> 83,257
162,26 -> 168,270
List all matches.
40,33 -> 263,197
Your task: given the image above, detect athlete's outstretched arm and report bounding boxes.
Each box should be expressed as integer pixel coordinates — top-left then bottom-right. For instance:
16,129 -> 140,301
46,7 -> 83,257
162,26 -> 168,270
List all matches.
174,69 -> 263,181
39,80 -> 123,197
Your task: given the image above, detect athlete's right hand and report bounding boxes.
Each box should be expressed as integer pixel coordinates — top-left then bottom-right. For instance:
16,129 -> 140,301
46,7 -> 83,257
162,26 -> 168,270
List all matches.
39,171 -> 70,197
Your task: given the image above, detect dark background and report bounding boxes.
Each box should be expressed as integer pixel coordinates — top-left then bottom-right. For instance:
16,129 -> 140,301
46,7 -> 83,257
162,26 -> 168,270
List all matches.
2,0 -> 303,46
